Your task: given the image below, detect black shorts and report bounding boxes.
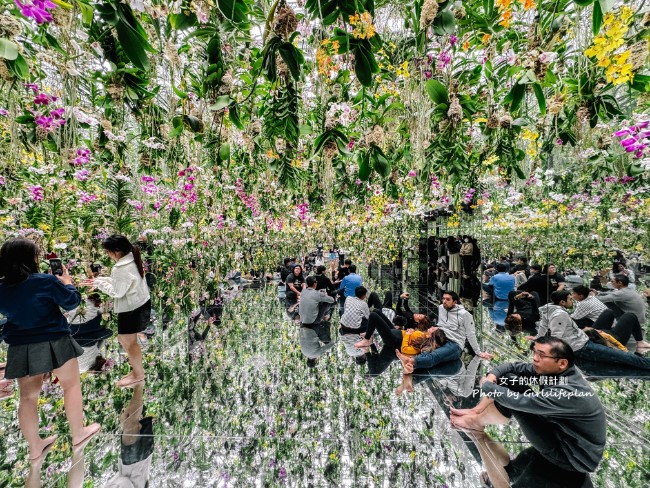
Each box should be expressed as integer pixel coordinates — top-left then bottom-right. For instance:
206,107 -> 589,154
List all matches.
117,300 -> 151,335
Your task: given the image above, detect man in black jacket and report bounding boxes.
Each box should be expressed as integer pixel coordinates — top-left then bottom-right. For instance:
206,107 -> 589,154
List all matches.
450,336 -> 606,487
517,264 -> 551,305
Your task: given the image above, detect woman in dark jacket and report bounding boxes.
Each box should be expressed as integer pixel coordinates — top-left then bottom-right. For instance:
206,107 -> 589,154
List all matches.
0,239 -> 100,459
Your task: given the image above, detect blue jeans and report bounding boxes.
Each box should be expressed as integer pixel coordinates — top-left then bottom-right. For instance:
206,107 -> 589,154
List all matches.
414,341 -> 462,370
576,340 -> 650,370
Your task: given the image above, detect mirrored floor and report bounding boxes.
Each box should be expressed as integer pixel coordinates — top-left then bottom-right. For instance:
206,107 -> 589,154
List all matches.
1,286 -> 649,487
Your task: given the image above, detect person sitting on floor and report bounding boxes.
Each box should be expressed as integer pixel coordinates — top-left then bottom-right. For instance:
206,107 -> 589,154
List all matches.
450,336 -> 606,488
596,274 -> 647,326
570,285 -> 608,328
339,286 -> 370,362
529,290 -> 650,370
298,276 -> 336,367
396,291 -> 493,373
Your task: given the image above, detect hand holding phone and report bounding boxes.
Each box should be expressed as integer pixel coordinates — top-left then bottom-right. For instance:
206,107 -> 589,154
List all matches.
54,264 -> 73,286
49,258 -> 63,276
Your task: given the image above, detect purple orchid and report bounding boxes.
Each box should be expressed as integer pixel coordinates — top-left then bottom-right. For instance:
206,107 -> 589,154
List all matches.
15,0 -> 56,24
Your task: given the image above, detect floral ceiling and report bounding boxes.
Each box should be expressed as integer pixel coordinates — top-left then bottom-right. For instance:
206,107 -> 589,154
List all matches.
0,0 -> 648,270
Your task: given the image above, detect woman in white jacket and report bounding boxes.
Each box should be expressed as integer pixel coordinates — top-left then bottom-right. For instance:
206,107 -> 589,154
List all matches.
82,235 -> 150,387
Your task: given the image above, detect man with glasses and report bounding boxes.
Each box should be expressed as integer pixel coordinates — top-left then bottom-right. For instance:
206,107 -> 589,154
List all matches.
450,336 -> 606,487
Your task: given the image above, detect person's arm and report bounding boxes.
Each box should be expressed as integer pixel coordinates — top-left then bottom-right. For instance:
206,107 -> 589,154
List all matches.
286,277 -> 300,295
556,275 -> 566,291
507,291 -> 517,316
338,276 -> 346,291
50,274 -> 82,311
93,273 -> 134,299
489,361 -> 536,379
463,313 -> 492,358
570,301 -> 589,321
481,380 -> 586,417
362,301 -> 370,319
318,293 -> 335,304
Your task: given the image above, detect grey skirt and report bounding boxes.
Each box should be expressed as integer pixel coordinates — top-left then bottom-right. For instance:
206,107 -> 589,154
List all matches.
4,335 -> 83,379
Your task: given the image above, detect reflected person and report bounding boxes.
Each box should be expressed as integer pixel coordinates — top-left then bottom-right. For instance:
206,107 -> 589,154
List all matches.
105,382 -> 154,488
299,276 -> 336,367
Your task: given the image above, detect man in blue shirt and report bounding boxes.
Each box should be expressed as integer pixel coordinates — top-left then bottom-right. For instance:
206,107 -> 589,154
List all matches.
485,263 -> 515,301
338,264 -> 363,314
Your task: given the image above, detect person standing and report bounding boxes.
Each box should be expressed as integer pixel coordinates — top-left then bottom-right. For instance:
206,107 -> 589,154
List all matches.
0,238 -> 100,459
82,235 -> 151,387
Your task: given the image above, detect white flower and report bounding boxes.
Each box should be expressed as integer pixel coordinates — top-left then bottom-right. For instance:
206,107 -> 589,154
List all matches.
53,243 -> 68,250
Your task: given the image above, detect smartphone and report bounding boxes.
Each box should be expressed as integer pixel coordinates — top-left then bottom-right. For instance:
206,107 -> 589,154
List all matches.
49,258 -> 63,276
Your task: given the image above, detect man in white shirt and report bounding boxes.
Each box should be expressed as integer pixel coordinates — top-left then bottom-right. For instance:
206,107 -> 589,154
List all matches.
571,285 -> 608,328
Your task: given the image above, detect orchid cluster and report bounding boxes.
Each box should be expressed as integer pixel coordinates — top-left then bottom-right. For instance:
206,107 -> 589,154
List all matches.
614,120 -> 650,160
15,0 -> 56,25
235,178 -> 261,217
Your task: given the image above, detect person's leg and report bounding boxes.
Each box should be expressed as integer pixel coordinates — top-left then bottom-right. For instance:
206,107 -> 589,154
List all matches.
358,312 -> 401,347
117,333 -> 145,385
592,309 -> 616,331
610,313 -> 649,348
573,317 -> 594,329
467,431 -> 511,488
577,341 -> 650,370
413,341 -> 462,369
314,322 -> 332,344
395,373 -> 414,395
53,358 -> 100,446
17,373 -> 57,459
396,342 -> 462,372
604,302 -> 624,318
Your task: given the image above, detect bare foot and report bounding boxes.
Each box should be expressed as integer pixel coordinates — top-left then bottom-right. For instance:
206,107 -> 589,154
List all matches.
395,349 -> 415,373
636,340 -> 650,350
450,414 -> 484,432
395,385 -> 404,396
116,373 -> 144,388
72,423 -> 100,447
355,338 -> 372,349
29,434 -> 57,460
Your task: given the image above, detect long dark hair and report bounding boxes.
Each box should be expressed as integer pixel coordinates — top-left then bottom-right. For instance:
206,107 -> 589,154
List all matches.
102,234 -> 144,278
0,238 -> 40,285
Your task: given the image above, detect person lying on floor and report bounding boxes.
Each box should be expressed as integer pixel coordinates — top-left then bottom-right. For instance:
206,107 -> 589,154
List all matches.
451,336 -> 606,488
528,290 -> 650,370
351,310 -> 446,394
396,290 -> 493,373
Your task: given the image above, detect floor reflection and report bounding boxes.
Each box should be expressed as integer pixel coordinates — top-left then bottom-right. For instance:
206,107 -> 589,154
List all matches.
1,287 -> 649,486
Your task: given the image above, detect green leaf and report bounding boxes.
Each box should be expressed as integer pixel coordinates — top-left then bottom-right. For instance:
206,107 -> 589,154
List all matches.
592,2 -> 602,36
505,83 -> 526,112
219,143 -> 231,161
630,74 -> 650,92
115,21 -> 150,71
6,54 -> 29,79
228,104 -> 244,129
532,83 -> 546,115
183,115 -> 203,133
432,11 -> 455,36
77,0 -> 93,26
573,0 -> 594,5
354,46 -> 373,87
210,95 -> 232,111
278,43 -> 302,81
358,151 -> 371,180
425,79 -> 449,105
172,86 -> 188,99
371,146 -> 390,177
0,38 -> 18,61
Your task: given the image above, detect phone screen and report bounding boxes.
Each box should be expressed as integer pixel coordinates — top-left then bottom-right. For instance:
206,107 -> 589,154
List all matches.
49,259 -> 63,276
